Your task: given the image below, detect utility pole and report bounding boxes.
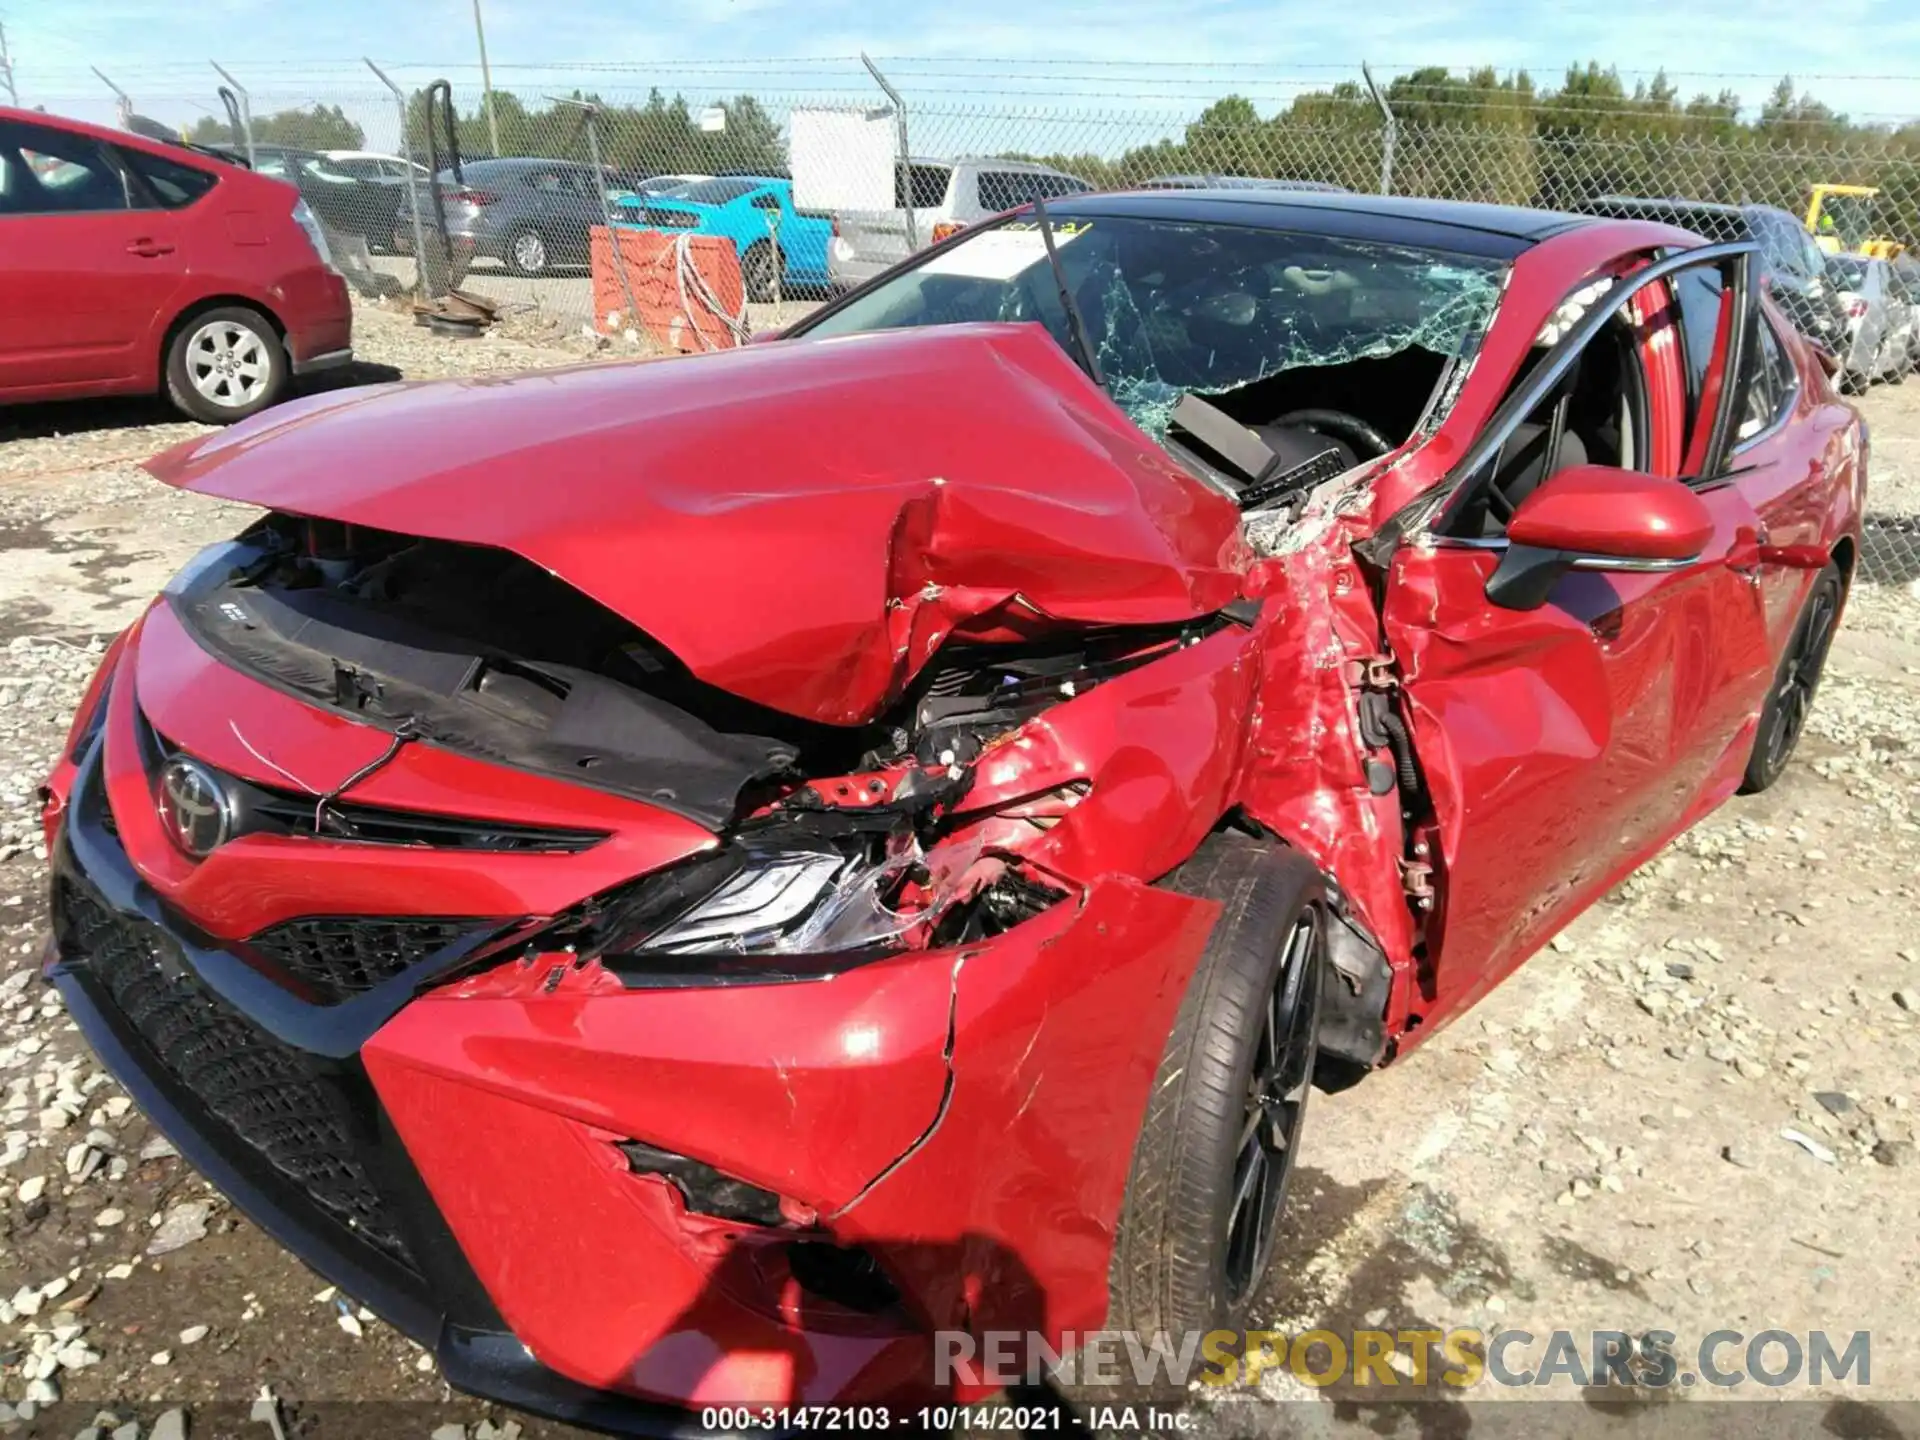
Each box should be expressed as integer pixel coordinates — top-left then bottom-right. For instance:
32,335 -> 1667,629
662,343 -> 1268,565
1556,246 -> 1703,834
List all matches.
0,21 -> 19,108
471,0 -> 500,156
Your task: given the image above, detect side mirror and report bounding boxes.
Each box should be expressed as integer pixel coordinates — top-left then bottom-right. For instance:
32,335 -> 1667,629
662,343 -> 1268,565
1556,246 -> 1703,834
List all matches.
1487,464 -> 1713,611
747,326 -> 784,345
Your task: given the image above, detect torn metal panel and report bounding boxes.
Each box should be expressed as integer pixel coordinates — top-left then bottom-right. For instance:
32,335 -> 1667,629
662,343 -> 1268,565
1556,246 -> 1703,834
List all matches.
833,878 -> 1216,1346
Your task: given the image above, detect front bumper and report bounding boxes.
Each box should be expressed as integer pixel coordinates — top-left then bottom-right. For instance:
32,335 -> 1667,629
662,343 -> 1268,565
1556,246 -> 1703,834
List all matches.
47,740 -> 703,1434
47,699 -> 1217,1423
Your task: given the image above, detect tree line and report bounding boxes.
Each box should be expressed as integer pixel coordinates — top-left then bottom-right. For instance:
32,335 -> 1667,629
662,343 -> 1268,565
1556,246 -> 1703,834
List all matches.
1011,67 -> 1920,245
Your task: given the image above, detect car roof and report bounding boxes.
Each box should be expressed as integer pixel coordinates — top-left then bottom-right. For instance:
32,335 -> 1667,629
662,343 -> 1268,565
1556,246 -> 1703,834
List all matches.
0,105 -> 273,176
458,156 -> 593,172
681,174 -> 785,187
1144,174 -> 1345,192
1051,188 -> 1597,258
1581,194 -> 1751,218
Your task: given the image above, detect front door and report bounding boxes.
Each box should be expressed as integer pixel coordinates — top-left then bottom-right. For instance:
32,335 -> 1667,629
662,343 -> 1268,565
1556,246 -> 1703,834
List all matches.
0,119 -> 183,394
1383,247 -> 1775,1026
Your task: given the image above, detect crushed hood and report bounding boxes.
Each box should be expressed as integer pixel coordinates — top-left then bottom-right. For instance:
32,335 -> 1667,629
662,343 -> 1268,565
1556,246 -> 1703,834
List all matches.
147,323 -> 1249,724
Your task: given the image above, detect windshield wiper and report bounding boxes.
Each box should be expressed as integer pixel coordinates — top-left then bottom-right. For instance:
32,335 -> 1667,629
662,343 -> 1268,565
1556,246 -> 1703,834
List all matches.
1032,193 -> 1105,390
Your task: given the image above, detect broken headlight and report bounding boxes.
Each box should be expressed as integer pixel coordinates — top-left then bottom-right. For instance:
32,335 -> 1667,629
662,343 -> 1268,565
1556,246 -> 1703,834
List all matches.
627,845 -> 918,957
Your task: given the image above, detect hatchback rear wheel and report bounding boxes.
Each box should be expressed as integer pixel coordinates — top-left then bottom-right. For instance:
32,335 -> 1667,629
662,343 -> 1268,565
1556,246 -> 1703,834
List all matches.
164,307 -> 287,424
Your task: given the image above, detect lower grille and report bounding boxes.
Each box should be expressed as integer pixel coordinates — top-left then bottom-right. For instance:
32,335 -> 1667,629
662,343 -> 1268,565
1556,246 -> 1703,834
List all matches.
248,916 -> 480,1003
59,883 -> 414,1266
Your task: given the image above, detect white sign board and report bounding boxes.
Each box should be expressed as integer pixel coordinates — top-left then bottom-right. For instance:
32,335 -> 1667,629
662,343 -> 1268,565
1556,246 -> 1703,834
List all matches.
790,107 -> 896,212
698,107 -> 727,133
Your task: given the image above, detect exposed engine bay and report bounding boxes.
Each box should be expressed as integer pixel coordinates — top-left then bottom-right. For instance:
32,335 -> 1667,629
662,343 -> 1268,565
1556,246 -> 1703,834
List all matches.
167,513 -> 1240,969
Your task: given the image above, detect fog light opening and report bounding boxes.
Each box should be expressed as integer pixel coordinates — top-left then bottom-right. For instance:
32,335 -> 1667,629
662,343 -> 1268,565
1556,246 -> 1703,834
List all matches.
786,1241 -> 901,1314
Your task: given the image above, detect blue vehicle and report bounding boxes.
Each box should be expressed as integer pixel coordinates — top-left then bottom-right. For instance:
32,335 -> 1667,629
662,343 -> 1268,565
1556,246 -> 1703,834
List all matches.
613,176 -> 831,301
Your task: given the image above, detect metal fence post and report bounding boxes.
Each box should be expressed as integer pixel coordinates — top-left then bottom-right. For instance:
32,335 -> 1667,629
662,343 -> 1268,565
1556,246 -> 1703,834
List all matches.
0,22 -> 19,109
1362,62 -> 1396,197
861,53 -> 915,252
550,97 -> 639,339
366,58 -> 433,298
91,67 -> 132,128
211,63 -> 255,166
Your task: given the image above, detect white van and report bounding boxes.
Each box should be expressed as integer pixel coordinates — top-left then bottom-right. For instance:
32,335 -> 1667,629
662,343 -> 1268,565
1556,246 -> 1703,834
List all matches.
827,157 -> 1091,292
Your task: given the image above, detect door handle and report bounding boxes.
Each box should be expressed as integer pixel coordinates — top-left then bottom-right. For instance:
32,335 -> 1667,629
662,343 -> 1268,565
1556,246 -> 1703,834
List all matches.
1727,521 -> 1767,575
126,239 -> 175,258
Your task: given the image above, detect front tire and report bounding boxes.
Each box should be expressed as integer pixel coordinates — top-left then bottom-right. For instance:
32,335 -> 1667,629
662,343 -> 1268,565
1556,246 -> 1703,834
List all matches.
1740,561 -> 1844,794
1109,834 -> 1326,1340
164,307 -> 287,424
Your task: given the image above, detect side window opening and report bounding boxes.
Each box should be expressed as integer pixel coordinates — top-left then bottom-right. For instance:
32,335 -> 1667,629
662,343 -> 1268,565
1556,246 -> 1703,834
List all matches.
1447,302 -> 1648,539
0,123 -> 130,215
897,163 -> 952,210
120,147 -> 217,210
1735,312 -> 1800,445
977,171 -> 1038,213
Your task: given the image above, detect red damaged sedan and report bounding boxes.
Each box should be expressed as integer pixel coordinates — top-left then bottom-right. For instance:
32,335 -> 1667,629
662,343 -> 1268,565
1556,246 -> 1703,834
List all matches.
41,190 -> 1862,1425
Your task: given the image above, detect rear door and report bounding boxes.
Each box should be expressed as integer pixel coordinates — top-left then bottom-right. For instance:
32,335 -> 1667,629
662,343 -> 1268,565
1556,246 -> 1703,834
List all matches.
1382,245 -> 1774,1024
0,118 -> 187,395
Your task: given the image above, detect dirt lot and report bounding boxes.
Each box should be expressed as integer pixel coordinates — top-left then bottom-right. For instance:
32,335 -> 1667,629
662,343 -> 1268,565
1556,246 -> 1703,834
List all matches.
2,305 -> 1918,1439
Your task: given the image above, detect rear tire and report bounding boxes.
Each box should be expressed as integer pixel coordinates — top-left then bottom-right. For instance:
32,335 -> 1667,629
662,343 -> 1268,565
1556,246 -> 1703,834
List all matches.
1740,562 -> 1844,794
505,227 -> 550,278
163,306 -> 287,425
1109,833 -> 1326,1344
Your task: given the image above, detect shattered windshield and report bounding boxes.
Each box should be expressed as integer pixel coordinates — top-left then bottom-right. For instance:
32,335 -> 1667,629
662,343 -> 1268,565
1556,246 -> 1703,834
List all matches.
800,215 -> 1508,442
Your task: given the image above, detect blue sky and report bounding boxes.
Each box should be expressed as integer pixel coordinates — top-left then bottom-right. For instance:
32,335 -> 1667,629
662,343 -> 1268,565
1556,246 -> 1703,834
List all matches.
6,0 -> 1918,142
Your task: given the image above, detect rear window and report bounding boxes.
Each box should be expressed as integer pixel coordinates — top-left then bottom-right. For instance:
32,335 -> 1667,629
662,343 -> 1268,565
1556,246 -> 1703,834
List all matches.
898,163 -> 951,209
121,147 -> 218,208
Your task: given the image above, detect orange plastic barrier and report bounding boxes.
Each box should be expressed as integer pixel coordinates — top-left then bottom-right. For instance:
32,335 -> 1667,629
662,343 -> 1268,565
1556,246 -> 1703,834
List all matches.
589,225 -> 747,353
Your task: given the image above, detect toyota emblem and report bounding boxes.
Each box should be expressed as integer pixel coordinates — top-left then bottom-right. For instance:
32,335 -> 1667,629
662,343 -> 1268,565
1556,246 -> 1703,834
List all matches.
156,757 -> 236,859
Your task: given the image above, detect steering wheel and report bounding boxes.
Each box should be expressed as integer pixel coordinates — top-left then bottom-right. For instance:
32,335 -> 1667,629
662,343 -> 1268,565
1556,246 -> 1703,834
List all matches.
1269,408 -> 1395,460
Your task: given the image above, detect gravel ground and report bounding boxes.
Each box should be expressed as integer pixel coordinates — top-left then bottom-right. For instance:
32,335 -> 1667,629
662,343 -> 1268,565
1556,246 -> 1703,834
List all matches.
1,306 -> 1918,1437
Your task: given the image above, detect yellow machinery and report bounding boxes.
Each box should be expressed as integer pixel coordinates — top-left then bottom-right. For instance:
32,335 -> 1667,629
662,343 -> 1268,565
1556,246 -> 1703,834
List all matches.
1805,184 -> 1907,260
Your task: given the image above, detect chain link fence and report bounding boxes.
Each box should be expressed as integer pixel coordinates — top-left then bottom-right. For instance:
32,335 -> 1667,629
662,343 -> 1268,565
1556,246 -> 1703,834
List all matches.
29,58 -> 1920,585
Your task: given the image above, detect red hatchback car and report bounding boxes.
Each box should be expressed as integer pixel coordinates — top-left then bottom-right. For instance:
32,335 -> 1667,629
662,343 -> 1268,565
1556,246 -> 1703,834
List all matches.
0,106 -> 351,423
41,192 -> 1861,1427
